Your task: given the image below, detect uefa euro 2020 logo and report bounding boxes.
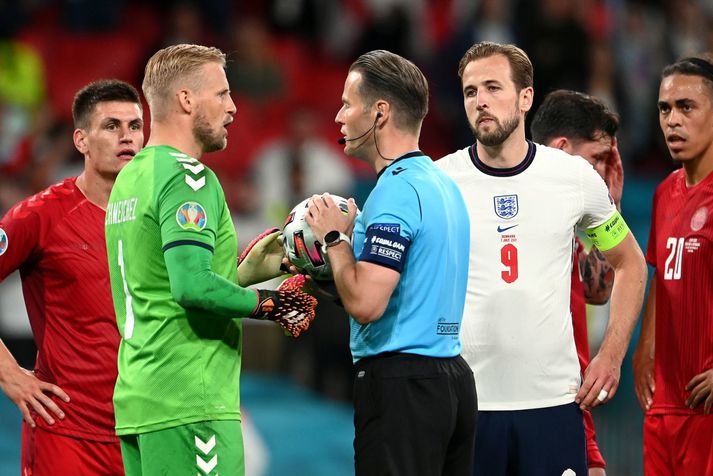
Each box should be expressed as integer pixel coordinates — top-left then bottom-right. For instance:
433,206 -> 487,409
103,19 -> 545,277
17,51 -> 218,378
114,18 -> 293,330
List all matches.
176,202 -> 207,231
0,228 -> 7,256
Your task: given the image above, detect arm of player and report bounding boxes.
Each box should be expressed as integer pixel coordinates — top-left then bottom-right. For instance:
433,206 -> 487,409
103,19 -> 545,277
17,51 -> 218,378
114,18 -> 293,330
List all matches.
166,245 -> 259,315
305,193 -> 399,323
633,278 -> 656,411
579,139 -> 623,305
0,206 -> 70,427
164,245 -> 316,336
579,246 -> 615,305
685,368 -> 713,414
237,227 -> 288,287
0,339 -> 69,427
576,232 -> 647,410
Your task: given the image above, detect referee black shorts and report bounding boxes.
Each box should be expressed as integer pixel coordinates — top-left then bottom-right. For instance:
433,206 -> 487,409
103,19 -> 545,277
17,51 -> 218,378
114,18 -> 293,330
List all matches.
353,352 -> 477,476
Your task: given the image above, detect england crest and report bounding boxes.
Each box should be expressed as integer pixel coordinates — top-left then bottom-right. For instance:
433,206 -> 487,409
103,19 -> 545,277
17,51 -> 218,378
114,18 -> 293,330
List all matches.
493,194 -> 519,219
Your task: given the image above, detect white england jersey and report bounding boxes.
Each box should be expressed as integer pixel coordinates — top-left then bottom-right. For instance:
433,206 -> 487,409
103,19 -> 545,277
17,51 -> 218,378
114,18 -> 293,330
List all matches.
437,141 -> 616,410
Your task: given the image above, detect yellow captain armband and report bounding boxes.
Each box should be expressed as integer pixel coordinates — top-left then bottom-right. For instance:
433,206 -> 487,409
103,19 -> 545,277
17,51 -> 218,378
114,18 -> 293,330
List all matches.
584,210 -> 629,251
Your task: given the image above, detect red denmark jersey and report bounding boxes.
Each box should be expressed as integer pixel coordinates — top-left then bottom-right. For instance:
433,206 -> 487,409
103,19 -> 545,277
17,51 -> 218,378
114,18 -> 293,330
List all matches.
0,178 -> 120,441
570,238 -> 590,371
646,168 -> 713,415
570,238 -> 605,468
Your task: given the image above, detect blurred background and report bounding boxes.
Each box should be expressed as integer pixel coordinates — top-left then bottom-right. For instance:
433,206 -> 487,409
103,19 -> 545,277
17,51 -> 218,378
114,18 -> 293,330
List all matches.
0,0 -> 707,474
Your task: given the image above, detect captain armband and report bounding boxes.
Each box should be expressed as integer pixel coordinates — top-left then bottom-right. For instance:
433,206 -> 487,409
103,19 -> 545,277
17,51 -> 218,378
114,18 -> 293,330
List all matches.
584,210 -> 629,252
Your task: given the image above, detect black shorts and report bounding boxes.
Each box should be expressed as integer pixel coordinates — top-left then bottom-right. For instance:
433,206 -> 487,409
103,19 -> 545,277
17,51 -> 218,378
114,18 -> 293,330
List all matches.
353,352 -> 477,476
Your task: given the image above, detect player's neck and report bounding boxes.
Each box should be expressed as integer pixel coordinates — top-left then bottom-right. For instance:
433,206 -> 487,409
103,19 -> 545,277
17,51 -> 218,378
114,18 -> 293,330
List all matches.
146,121 -> 203,160
75,170 -> 114,210
476,130 -> 529,169
682,150 -> 713,187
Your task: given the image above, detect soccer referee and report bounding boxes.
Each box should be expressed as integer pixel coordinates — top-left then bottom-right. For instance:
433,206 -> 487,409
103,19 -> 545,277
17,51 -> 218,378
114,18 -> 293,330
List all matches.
306,50 -> 476,476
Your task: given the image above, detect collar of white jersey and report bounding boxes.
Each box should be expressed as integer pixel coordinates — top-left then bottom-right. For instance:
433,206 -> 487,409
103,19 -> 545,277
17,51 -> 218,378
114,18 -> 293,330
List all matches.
468,140 -> 536,177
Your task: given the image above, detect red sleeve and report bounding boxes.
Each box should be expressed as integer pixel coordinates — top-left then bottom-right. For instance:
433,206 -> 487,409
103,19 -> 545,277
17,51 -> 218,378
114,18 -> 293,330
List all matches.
0,201 -> 41,281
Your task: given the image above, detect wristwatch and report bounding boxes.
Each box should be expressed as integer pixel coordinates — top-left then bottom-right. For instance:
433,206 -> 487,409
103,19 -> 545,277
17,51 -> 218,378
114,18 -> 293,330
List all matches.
321,230 -> 352,254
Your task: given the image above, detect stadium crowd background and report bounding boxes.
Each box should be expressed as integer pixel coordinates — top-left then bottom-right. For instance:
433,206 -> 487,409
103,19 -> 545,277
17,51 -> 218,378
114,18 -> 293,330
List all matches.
0,0 -> 709,475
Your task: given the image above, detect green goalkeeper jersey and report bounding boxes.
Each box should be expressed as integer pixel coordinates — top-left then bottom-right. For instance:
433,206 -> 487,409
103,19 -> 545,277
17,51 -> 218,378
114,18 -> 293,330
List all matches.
105,145 -> 241,435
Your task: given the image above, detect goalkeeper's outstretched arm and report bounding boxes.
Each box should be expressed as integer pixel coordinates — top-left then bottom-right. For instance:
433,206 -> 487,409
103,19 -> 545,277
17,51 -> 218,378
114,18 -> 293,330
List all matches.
165,244 -> 258,315
164,245 -> 317,336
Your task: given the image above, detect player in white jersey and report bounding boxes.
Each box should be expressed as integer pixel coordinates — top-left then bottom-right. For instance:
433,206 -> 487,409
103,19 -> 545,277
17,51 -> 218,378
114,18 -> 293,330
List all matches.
436,41 -> 648,476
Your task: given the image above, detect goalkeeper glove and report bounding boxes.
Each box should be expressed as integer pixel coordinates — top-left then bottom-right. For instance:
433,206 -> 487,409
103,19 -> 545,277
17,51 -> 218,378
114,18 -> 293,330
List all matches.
250,274 -> 317,337
237,228 -> 287,286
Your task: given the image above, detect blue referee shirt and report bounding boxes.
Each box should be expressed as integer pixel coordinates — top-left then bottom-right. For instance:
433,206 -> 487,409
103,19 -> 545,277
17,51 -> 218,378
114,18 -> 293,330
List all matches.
350,151 -> 470,362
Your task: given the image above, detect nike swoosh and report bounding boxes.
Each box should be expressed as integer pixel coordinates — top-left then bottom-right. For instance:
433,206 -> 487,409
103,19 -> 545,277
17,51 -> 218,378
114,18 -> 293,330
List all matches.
497,224 -> 519,233
392,167 -> 407,175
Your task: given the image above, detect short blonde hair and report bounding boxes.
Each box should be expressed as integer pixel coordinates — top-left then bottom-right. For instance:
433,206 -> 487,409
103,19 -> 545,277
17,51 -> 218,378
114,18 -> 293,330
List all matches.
142,44 -> 226,119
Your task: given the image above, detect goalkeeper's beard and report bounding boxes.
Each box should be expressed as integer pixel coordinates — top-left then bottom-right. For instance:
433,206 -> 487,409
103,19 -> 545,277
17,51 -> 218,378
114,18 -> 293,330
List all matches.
193,111 -> 227,153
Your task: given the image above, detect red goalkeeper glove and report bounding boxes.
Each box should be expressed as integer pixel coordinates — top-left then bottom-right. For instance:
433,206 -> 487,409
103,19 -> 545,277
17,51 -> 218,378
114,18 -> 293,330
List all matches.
250,274 -> 317,337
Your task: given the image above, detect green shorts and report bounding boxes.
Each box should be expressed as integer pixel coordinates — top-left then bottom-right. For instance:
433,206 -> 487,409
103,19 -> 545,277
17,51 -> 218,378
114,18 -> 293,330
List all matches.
119,420 -> 244,476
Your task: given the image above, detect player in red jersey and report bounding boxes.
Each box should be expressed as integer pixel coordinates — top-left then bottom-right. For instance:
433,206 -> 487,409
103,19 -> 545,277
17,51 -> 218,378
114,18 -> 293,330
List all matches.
633,54 -> 713,475
0,79 -> 144,475
531,89 -> 624,475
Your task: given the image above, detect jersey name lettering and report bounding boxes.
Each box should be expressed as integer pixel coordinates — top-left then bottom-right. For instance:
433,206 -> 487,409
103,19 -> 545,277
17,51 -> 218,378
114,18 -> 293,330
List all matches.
106,197 -> 139,225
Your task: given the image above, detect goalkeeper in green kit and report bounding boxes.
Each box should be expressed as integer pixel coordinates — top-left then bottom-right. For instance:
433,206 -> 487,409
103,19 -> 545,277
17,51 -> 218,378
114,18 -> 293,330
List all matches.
104,44 -> 317,476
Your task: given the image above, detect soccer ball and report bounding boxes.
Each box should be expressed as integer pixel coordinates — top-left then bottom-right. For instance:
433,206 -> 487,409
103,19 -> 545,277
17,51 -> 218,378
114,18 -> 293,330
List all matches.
282,196 -> 350,281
